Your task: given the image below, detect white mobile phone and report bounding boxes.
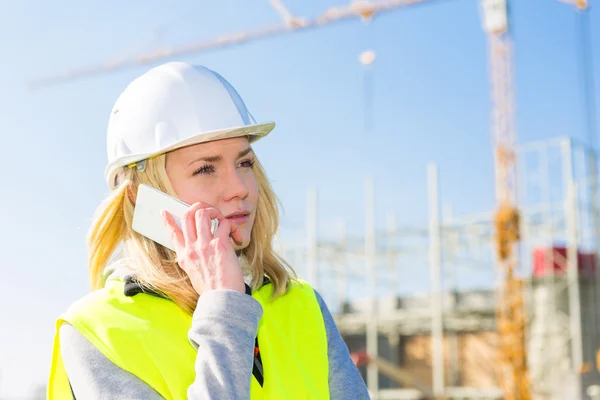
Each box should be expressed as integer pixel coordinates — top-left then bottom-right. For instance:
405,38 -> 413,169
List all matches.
132,184 -> 218,251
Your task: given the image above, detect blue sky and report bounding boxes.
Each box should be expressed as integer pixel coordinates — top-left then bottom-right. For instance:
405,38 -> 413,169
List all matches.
0,0 -> 598,397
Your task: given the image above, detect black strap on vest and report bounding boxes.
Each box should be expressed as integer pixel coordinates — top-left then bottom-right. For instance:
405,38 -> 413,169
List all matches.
245,282 -> 264,387
124,276 -> 267,387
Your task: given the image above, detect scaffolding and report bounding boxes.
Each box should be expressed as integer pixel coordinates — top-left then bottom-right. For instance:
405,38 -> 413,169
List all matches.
279,136 -> 600,400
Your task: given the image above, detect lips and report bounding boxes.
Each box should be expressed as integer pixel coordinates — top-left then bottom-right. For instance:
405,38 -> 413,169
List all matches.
225,210 -> 250,225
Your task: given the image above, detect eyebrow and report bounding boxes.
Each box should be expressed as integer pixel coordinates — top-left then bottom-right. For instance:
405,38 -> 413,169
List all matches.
188,147 -> 253,166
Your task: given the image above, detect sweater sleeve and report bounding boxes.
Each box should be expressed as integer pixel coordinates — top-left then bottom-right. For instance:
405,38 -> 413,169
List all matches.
60,289 -> 263,400
185,289 -> 263,399
59,323 -> 164,400
314,290 -> 371,400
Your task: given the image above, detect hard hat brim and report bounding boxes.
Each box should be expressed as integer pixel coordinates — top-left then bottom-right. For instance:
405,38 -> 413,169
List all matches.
105,121 -> 275,189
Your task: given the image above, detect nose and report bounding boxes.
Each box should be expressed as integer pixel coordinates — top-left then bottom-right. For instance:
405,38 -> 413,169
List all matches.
222,168 -> 249,202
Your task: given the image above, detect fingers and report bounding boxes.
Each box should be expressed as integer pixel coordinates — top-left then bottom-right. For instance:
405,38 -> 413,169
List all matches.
167,201 -> 238,250
161,210 -> 185,251
214,219 -> 243,246
182,202 -> 211,245
181,203 -> 203,243
195,208 -> 225,243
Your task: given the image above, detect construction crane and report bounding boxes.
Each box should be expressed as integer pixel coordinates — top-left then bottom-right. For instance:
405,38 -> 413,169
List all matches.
31,1 -> 591,399
482,1 -> 590,399
480,0 -> 529,399
28,0 -> 431,88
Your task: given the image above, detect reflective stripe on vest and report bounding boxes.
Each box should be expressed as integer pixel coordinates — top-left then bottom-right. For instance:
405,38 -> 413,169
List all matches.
47,278 -> 329,400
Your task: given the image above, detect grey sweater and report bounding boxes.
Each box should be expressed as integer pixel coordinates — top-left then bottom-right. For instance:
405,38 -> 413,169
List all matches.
59,287 -> 370,399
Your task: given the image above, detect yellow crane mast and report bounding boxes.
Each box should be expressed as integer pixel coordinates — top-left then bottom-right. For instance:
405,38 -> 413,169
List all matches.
480,0 -> 530,399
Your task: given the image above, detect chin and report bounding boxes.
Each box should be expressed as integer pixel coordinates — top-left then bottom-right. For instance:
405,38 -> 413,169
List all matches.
232,235 -> 251,251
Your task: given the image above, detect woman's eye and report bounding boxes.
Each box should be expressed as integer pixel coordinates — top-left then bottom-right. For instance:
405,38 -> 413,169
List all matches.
192,164 -> 215,176
240,159 -> 255,168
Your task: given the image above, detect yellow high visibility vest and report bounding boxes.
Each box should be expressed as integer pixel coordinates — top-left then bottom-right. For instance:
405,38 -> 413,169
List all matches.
47,278 -> 329,399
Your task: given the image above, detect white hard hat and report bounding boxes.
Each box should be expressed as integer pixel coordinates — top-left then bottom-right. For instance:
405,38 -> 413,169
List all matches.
104,61 -> 274,189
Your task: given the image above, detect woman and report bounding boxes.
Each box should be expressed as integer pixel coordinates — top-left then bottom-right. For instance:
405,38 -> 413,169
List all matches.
47,61 -> 370,399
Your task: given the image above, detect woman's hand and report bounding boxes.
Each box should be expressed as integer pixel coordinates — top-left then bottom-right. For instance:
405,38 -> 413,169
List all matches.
162,202 -> 245,296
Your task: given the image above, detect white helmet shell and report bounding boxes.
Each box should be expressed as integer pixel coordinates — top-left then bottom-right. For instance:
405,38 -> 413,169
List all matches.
105,62 -> 274,188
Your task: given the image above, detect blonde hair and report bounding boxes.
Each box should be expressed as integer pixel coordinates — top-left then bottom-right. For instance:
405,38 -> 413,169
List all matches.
87,151 -> 295,314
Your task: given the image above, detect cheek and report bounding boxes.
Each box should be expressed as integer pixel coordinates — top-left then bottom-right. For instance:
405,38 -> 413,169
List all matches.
177,187 -> 213,206
247,175 -> 259,206
171,178 -> 219,206
245,179 -> 259,239
167,170 -> 194,203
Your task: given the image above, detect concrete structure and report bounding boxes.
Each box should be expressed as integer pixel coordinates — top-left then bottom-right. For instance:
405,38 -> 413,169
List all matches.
335,272 -> 600,399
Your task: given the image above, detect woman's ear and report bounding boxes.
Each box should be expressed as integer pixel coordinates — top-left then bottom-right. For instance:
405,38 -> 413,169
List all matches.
127,184 -> 137,205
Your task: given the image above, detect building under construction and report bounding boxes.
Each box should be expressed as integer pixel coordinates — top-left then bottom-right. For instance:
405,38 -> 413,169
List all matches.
279,137 -> 600,400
